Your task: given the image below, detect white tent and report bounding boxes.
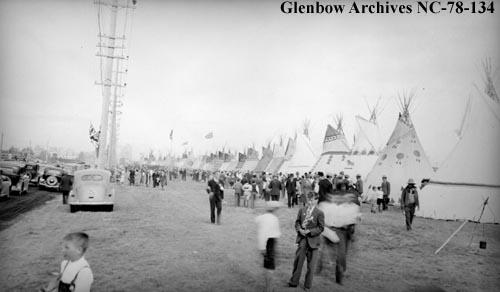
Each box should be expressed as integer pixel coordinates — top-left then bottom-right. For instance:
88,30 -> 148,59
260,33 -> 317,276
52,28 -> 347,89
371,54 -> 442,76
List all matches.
311,122 -> 351,175
266,138 -> 286,174
240,148 -> 260,173
364,97 -> 434,204
340,106 -> 384,179
280,133 -> 318,175
417,89 -> 500,223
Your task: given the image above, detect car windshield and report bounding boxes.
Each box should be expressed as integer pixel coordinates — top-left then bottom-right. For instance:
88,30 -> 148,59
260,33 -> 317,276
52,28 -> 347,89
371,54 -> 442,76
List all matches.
81,174 -> 104,182
45,169 -> 63,176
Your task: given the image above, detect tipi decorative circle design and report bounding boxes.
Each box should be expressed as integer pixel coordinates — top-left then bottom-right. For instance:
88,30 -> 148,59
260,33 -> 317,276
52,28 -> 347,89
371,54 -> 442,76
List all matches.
413,150 -> 421,157
381,154 -> 387,160
396,153 -> 404,165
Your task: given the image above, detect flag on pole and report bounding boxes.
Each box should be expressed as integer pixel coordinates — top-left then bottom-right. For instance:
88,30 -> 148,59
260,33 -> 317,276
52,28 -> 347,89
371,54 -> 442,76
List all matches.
169,129 -> 174,140
205,132 -> 213,139
89,123 -> 100,144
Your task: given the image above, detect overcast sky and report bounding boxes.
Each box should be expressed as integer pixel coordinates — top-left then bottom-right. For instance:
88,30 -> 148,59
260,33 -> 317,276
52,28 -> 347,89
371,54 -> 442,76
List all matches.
0,0 -> 499,164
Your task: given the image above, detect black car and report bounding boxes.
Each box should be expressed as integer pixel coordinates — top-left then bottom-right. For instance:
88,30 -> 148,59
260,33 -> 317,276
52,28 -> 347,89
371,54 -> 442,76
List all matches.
38,166 -> 66,191
24,162 -> 41,186
0,161 -> 30,194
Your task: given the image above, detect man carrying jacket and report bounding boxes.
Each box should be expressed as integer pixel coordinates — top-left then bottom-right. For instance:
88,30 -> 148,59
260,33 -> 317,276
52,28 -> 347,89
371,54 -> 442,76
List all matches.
207,173 -> 224,224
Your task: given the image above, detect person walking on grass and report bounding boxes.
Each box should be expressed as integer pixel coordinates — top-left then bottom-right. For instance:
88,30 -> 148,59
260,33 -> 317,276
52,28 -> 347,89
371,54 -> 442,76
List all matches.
242,180 -> 252,208
288,192 -> 324,291
381,175 -> 391,210
233,178 -> 243,207
207,173 -> 224,224
401,178 -> 419,231
60,172 -> 73,205
268,175 -> 282,202
256,201 -> 282,292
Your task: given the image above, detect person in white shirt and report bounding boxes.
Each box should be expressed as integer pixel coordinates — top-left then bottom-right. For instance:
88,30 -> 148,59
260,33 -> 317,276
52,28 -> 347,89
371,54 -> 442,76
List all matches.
41,232 -> 93,292
255,201 -> 282,292
242,181 -> 253,208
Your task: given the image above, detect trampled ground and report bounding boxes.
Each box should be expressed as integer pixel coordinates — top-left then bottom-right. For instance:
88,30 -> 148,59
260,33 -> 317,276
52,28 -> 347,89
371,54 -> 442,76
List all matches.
0,180 -> 499,291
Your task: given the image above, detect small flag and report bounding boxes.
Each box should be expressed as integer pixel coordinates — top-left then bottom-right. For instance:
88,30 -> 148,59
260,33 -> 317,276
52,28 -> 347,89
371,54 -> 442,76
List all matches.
89,123 -> 100,144
205,132 -> 213,139
169,129 -> 173,140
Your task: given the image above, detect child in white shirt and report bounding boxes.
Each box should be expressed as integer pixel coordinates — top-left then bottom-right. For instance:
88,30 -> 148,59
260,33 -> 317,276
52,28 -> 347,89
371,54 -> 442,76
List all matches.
42,232 -> 93,292
242,181 -> 253,208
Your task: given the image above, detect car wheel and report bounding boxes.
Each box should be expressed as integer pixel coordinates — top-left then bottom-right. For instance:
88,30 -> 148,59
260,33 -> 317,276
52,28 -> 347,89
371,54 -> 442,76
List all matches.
70,205 -> 78,213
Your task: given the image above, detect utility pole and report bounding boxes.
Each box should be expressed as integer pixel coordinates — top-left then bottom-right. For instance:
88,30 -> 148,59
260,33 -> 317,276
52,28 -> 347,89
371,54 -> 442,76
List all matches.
96,0 -> 119,169
95,0 -> 136,169
0,132 -> 3,153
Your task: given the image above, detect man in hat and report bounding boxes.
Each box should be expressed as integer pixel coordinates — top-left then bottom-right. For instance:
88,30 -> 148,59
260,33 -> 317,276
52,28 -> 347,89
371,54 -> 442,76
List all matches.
288,192 -> 325,291
401,178 -> 419,231
381,175 -> 391,210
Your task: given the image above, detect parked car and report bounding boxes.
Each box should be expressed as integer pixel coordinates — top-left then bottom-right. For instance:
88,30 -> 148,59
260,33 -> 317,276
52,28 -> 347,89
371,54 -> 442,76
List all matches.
39,166 -> 66,191
24,162 -> 41,186
68,169 -> 114,212
0,161 -> 30,194
1,175 -> 12,199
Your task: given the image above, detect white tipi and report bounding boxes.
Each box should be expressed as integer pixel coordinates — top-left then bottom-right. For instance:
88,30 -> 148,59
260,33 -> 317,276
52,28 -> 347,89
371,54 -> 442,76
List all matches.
341,102 -> 384,179
279,133 -> 318,175
364,95 -> 434,204
417,67 -> 500,223
311,115 -> 351,175
266,136 -> 286,174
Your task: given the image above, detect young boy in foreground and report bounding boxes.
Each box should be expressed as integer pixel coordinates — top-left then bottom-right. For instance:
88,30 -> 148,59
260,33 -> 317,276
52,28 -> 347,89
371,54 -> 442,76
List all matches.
41,232 -> 94,292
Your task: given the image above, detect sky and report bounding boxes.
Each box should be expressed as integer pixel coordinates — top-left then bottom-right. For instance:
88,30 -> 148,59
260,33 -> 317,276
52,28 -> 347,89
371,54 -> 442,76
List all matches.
0,0 -> 499,165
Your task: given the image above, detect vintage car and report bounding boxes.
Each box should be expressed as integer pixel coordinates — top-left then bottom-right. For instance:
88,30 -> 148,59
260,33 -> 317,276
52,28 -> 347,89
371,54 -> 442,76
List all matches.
68,169 -> 114,212
24,162 -> 41,185
38,166 -> 66,191
0,161 -> 30,194
1,175 -> 12,199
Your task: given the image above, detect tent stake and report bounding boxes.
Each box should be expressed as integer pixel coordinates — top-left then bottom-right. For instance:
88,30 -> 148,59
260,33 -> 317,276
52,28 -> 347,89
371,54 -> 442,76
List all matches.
435,220 -> 467,254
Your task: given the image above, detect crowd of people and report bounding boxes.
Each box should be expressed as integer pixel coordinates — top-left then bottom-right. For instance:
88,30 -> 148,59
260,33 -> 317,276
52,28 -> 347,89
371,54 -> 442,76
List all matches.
205,169 -> 420,291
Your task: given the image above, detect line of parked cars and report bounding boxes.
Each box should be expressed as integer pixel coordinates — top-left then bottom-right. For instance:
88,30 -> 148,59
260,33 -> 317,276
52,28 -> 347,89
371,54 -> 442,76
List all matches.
1,160 -> 115,212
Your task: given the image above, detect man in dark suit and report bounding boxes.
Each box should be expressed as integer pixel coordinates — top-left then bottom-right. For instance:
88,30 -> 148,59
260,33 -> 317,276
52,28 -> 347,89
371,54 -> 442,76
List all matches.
60,172 -> 73,205
268,175 -> 282,201
207,173 -> 224,224
285,174 -> 297,208
381,175 -> 391,210
317,172 -> 333,203
288,192 -> 325,291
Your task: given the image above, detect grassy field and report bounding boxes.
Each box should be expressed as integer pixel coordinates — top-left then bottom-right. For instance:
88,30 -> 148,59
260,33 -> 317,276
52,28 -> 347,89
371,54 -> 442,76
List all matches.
0,180 -> 499,291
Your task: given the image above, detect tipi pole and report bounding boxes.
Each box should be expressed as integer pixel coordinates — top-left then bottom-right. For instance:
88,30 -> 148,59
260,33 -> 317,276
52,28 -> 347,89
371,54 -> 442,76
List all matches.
434,220 -> 467,255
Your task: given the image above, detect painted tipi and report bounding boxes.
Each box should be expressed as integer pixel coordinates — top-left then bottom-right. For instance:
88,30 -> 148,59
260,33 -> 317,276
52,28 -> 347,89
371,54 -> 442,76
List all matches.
364,95 -> 434,204
311,116 -> 351,175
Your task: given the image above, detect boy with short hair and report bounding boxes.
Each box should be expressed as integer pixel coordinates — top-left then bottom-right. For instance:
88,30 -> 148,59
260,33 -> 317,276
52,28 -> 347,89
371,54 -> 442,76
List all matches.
41,232 -> 93,292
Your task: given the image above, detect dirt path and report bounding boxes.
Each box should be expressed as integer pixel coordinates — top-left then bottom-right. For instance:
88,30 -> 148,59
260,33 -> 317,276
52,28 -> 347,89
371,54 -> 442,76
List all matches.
0,181 -> 499,291
0,189 -> 55,231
